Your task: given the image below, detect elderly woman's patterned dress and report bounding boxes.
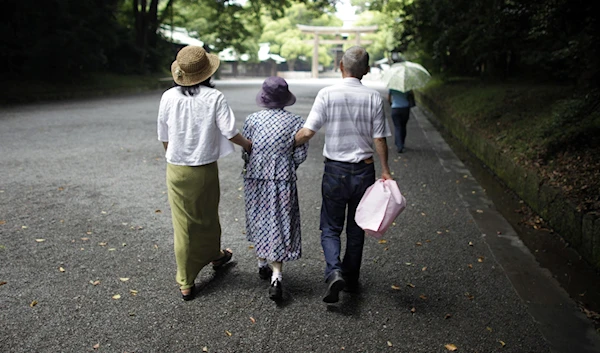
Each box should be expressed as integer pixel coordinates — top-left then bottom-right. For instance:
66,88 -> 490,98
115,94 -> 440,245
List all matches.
242,109 -> 308,262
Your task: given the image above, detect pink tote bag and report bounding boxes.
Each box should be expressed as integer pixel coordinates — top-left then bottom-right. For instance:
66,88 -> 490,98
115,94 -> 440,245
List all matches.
355,179 -> 406,238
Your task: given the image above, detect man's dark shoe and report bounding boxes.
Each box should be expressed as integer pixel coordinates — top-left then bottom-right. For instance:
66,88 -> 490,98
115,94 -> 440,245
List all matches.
259,265 -> 272,280
269,279 -> 282,301
323,271 -> 346,303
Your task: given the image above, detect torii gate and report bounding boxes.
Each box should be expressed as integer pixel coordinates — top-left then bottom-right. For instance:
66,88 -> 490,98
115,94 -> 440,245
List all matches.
297,24 -> 378,78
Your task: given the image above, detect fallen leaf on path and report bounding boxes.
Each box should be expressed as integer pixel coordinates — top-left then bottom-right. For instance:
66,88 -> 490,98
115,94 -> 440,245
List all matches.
225,330 -> 232,336
422,267 -> 427,271
101,211 -> 107,214
421,212 -> 426,216
129,290 -> 138,295
112,294 -> 121,300
416,242 -> 422,246
437,231 -> 443,234
445,314 -> 452,319
108,248 -> 116,251
465,293 -> 474,300
378,240 -> 387,244
0,221 -> 5,225
407,283 -> 415,288
154,244 -> 158,249
155,209 -> 162,213
476,209 -> 484,213
468,264 -> 473,268
384,247 -> 389,251
98,242 -> 107,246
93,343 -> 100,349
0,281 -> 7,286
86,231 -> 92,235
119,278 -> 130,282
391,285 -> 401,290
477,256 -> 484,262
248,245 -> 254,249
90,280 -> 100,286
468,242 -> 473,246
405,262 -> 412,265
59,267 -> 65,272
35,239 -> 45,243
249,317 -> 256,323
30,300 -> 38,307
387,341 -> 393,347
81,237 -> 89,241
410,307 -> 416,313
499,340 -> 506,347
202,347 -> 208,352
445,344 -> 458,351
419,294 -> 427,300
22,226 -> 28,229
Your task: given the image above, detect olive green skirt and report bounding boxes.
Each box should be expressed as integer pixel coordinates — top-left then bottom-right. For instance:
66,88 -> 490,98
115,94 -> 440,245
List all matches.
166,162 -> 222,290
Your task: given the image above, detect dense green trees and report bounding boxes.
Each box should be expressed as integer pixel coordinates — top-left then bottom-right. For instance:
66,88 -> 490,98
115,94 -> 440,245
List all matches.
367,0 -> 599,86
2,0 -> 338,80
3,0 -> 596,87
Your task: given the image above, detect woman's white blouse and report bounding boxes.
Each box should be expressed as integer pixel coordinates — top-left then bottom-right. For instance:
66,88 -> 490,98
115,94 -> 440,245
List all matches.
157,86 -> 238,166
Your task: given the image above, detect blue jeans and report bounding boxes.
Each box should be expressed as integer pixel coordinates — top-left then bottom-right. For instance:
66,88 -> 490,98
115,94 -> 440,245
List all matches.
391,107 -> 410,151
320,159 -> 376,282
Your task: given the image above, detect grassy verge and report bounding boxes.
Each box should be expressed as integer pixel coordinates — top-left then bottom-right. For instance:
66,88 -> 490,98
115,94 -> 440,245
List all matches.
421,78 -> 600,213
0,72 -> 172,104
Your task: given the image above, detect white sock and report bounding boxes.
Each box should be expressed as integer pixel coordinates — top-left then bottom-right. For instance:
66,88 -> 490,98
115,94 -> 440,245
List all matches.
271,271 -> 282,284
258,259 -> 268,268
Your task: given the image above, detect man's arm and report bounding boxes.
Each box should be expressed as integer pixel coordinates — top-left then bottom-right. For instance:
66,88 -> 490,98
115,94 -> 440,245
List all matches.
374,137 -> 392,180
294,127 -> 316,146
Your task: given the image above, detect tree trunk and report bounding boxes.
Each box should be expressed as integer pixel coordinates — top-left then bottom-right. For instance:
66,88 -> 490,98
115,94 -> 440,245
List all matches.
133,0 -> 175,72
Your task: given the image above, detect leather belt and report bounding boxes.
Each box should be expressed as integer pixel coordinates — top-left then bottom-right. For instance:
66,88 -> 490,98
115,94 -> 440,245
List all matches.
325,157 -> 374,164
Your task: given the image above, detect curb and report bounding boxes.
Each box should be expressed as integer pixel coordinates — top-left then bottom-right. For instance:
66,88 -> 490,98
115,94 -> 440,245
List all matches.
0,80 -> 174,105
416,91 -> 600,270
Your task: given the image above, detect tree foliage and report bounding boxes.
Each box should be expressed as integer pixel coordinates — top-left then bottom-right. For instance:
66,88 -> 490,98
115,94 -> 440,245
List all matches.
259,3 -> 342,71
2,0 -> 339,80
369,0 -> 600,86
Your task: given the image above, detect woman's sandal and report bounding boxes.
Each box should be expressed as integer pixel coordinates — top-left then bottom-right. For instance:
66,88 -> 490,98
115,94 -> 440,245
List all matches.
181,285 -> 198,301
212,248 -> 233,269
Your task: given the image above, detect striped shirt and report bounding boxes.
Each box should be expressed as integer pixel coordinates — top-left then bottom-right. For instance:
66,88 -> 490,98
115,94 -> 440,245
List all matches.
304,77 -> 391,163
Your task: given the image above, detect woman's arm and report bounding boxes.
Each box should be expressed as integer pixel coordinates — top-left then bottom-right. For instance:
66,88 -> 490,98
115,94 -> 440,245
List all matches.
229,133 -> 252,153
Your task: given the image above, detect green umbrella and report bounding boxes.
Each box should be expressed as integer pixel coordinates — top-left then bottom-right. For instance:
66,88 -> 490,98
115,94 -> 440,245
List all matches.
381,61 -> 431,92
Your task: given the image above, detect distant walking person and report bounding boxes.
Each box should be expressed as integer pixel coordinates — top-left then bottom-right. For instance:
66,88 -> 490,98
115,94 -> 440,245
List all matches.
242,77 -> 308,301
157,46 -> 252,301
388,88 -> 415,153
295,46 -> 392,303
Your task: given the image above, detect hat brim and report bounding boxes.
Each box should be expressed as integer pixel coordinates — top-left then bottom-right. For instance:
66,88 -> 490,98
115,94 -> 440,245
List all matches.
171,53 -> 220,86
255,91 -> 297,109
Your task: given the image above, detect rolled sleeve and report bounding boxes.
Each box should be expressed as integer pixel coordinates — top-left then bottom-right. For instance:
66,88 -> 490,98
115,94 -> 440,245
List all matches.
304,92 -> 326,132
215,94 -> 239,139
157,96 -> 169,142
372,97 -> 391,138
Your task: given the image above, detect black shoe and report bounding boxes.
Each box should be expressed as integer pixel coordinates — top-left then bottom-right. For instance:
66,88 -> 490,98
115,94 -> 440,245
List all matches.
323,271 -> 346,303
269,279 -> 282,301
259,265 -> 272,280
181,285 -> 198,301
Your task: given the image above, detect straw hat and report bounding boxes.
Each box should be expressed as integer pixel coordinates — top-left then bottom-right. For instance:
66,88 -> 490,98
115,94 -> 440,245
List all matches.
256,76 -> 296,109
171,46 -> 220,86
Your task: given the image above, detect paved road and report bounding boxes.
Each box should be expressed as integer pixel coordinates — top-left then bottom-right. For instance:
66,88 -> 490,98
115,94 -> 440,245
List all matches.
1,78 -> 598,353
